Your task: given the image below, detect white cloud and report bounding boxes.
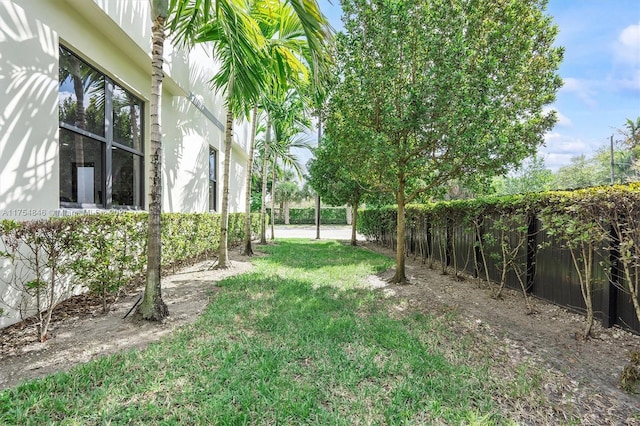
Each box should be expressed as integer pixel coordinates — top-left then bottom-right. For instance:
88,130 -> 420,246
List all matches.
614,22 -> 640,64
540,132 -> 599,171
561,77 -> 598,107
611,22 -> 640,91
617,69 -> 640,91
543,132 -> 588,153
541,152 -> 576,172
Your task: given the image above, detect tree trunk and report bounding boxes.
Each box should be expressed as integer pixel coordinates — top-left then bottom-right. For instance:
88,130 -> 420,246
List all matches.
259,114 -> 272,244
316,109 -> 322,240
139,8 -> 168,321
392,186 -> 407,284
243,106 -> 258,256
350,201 -> 359,246
570,243 -> 594,339
270,154 -> 277,240
284,202 -> 290,225
217,96 -> 234,269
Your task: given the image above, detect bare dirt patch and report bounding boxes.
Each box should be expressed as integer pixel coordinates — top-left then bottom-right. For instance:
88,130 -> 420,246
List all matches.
0,253 -> 253,391
362,241 -> 640,424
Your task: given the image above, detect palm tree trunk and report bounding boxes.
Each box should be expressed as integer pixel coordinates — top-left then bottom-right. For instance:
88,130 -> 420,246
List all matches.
260,114 -> 272,244
270,154 -> 277,240
316,108 -> 322,239
217,88 -> 234,269
139,3 -> 168,321
129,95 -> 142,206
243,105 -> 258,256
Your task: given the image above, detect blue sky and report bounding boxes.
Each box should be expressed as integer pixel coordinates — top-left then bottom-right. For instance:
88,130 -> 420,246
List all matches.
315,0 -> 640,172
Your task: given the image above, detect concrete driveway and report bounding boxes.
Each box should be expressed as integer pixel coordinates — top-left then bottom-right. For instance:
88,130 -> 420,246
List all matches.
270,225 -> 362,241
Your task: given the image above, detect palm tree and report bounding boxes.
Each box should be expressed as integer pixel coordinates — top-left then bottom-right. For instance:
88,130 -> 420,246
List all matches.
166,0 -> 330,266
195,0 -> 266,268
269,123 -> 311,238
242,105 -> 259,255
138,0 -> 169,321
245,0 -> 317,250
259,85 -> 312,237
259,111 -> 273,243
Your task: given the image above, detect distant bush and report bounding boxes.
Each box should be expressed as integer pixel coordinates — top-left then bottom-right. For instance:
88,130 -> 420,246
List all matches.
268,207 -> 348,225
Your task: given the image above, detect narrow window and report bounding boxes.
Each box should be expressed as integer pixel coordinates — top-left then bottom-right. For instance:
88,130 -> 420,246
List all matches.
209,147 -> 217,211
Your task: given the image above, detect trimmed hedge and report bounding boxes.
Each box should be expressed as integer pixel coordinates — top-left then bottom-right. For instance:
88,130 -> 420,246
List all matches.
357,183 -> 640,334
267,207 -> 348,225
0,212 -> 260,333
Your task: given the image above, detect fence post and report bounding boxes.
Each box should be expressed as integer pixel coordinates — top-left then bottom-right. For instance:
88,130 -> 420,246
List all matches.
445,217 -> 452,267
474,216 -> 483,279
602,224 -> 620,328
425,218 -> 432,262
526,213 -> 538,293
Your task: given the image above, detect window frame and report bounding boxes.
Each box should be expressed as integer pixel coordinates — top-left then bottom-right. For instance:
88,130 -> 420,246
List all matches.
58,45 -> 144,210
209,146 -> 218,212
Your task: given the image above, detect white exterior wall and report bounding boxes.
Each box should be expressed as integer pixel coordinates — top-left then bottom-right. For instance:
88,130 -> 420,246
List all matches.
0,0 -> 251,328
0,0 -> 250,218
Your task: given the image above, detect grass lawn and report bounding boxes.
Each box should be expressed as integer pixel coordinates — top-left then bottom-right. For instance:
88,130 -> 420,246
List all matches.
0,240 -> 515,424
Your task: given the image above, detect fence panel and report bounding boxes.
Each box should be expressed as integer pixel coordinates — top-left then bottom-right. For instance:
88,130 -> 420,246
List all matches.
360,201 -> 640,334
616,264 -> 640,332
533,228 -> 608,321
451,223 -> 476,277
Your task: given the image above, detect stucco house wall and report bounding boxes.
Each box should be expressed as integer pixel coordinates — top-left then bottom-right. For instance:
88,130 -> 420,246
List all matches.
0,0 -> 250,218
0,0 -> 251,328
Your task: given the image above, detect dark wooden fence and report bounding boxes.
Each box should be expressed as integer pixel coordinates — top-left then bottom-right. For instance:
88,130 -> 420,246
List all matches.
386,215 -> 640,334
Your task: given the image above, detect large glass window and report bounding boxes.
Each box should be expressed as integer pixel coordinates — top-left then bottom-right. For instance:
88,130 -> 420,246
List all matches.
58,45 -> 144,208
209,147 -> 217,211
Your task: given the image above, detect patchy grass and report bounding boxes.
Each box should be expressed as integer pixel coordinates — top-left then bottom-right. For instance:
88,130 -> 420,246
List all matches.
1,239 -> 527,424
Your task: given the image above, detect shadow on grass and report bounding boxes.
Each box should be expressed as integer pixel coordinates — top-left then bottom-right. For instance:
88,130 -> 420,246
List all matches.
254,239 -> 394,273
0,239 -> 501,425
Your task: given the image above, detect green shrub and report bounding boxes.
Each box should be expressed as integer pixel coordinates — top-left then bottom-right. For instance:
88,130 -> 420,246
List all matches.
0,212 -> 260,332
267,207 -> 348,225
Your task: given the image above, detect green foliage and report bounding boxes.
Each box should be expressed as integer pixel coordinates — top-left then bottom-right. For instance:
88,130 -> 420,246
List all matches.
330,0 -> 563,282
267,207 -> 348,225
0,218 -> 80,341
492,155 -> 555,195
0,212 -> 260,333
308,135 -> 367,208
274,180 -> 301,204
71,213 -> 146,312
0,240 -> 528,424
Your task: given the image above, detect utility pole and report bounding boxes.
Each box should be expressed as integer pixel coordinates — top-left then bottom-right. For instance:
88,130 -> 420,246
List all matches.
610,134 -> 615,185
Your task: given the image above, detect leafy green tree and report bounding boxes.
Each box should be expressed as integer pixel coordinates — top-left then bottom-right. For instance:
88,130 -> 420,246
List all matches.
592,146 -> 637,185
329,0 -> 563,283
554,154 -> 603,190
274,180 -> 300,224
308,135 -> 368,246
492,155 -> 555,195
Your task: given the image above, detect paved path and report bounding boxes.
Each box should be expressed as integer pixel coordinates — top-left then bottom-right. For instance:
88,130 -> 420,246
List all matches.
271,225 -> 362,241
